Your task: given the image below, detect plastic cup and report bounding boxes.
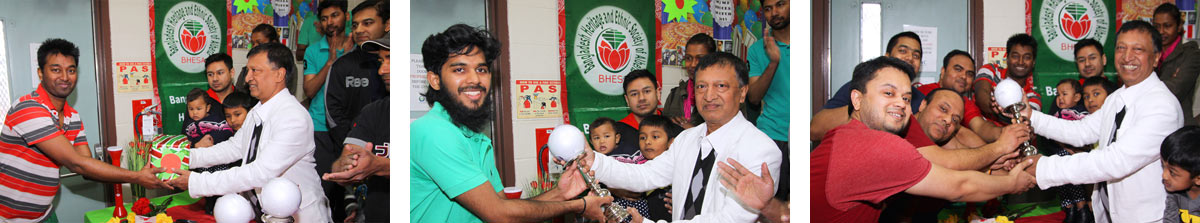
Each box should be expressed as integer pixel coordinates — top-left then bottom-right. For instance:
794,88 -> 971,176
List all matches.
503,187 -> 523,199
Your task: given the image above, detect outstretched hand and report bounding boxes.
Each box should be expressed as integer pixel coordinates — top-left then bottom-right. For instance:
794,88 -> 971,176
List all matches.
717,158 -> 774,211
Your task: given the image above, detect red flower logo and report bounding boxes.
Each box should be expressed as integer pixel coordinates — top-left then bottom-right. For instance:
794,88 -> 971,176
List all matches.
1059,3 -> 1091,40
596,29 -> 631,72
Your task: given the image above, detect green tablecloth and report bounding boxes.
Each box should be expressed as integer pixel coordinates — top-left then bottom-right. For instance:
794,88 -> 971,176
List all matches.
83,192 -> 200,223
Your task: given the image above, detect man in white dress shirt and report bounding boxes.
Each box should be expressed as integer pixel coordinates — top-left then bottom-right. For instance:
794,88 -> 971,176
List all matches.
1021,20 -> 1184,222
166,43 -> 332,222
579,52 -> 782,223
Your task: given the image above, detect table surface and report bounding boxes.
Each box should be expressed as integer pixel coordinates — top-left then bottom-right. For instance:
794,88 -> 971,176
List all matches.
83,192 -> 206,223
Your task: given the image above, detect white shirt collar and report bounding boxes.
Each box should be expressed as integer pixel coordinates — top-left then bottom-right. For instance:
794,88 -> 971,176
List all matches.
1116,72 -> 1161,102
698,112 -> 750,157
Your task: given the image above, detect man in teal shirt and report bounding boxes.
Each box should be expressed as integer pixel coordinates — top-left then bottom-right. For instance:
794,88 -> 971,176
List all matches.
746,0 -> 790,219
411,24 -> 610,223
304,0 -> 354,221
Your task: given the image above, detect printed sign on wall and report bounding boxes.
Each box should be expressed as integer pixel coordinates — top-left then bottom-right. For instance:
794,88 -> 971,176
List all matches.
516,80 -> 563,119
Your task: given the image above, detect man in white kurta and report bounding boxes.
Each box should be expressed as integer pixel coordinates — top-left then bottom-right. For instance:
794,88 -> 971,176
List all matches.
584,53 -> 781,223
167,43 -> 331,222
1024,21 -> 1183,222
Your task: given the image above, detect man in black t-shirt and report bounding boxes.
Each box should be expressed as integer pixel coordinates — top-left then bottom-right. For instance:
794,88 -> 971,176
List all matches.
324,31 -> 391,223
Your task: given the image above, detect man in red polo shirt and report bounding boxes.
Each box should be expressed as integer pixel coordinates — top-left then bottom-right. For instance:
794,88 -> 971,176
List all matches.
971,34 -> 1043,142
204,52 -> 238,103
812,56 -> 1036,222
0,39 -> 171,222
620,69 -> 663,129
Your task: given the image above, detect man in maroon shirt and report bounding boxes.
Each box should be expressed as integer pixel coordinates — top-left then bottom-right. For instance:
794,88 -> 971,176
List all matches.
811,56 -> 1036,222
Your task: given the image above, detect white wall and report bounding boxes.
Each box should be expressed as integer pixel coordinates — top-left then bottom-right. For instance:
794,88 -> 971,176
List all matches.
504,0 -> 683,186
983,0 -> 1028,53
506,0 -> 560,187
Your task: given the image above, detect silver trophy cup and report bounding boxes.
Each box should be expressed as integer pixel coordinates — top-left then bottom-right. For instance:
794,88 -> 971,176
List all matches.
1001,102 -> 1039,157
547,125 -> 630,222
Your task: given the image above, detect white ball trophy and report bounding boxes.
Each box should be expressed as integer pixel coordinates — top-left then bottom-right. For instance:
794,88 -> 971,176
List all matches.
259,178 -> 302,223
214,194 -> 255,223
993,78 -> 1038,157
547,124 -> 630,221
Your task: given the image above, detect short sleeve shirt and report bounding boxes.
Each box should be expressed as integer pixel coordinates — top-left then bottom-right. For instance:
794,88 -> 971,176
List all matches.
0,86 -> 87,221
410,102 -> 503,223
345,97 -> 390,222
302,37 -> 344,131
748,39 -> 791,141
811,120 -> 931,222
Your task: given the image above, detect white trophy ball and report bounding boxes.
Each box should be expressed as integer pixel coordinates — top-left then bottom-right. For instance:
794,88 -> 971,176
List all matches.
993,78 -> 1023,108
259,178 -> 302,217
214,194 -> 255,223
547,124 -> 586,161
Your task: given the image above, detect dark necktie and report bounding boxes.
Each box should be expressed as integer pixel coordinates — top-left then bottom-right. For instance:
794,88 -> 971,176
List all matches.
240,123 -> 265,214
1098,106 -> 1126,220
682,146 -> 716,220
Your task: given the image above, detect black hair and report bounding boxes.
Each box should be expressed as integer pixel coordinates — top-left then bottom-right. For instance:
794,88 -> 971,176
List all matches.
37,38 -> 79,70
186,88 -> 208,104
352,0 -> 388,22
588,117 -> 619,133
1118,20 -> 1164,53
204,52 -> 234,70
421,24 -> 502,106
639,115 -> 684,140
317,0 -> 347,15
1006,33 -> 1038,60
886,31 -> 922,54
941,50 -> 974,69
848,56 -> 916,115
1082,75 -> 1117,94
247,42 -> 296,88
686,33 -> 717,54
222,91 -> 258,110
694,52 -> 750,86
252,24 -> 279,43
1162,126 -> 1200,178
622,69 -> 658,94
1073,38 -> 1104,56
1154,3 -> 1184,29
924,87 -> 961,104
1057,78 -> 1083,95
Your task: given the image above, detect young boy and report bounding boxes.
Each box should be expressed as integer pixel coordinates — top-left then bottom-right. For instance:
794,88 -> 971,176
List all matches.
1082,76 -> 1117,113
637,115 -> 682,222
182,88 -> 233,147
221,91 -> 257,131
637,115 -> 683,160
1161,126 -> 1200,222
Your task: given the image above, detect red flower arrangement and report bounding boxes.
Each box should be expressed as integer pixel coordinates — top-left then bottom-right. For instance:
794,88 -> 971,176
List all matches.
131,197 -> 173,217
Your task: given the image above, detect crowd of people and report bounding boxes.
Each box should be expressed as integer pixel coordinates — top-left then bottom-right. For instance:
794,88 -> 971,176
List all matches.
410,0 -> 792,222
811,3 -> 1200,222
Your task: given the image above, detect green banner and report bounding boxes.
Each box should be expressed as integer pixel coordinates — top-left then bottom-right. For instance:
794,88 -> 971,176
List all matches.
562,0 -> 656,131
153,0 -> 227,134
1031,0 -> 1117,112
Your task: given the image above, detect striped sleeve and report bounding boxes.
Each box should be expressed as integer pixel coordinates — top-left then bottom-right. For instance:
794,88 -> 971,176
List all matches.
5,101 -> 60,146
66,118 -> 85,146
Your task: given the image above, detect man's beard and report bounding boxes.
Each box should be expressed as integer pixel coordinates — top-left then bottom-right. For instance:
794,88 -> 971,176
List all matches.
770,17 -> 789,30
437,85 -> 494,133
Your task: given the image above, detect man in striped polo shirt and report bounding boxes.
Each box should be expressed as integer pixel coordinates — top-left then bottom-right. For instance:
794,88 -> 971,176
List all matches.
0,39 -> 172,222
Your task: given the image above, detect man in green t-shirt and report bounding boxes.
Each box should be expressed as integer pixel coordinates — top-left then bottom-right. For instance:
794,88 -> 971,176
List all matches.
410,24 -> 611,223
746,0 -> 790,220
